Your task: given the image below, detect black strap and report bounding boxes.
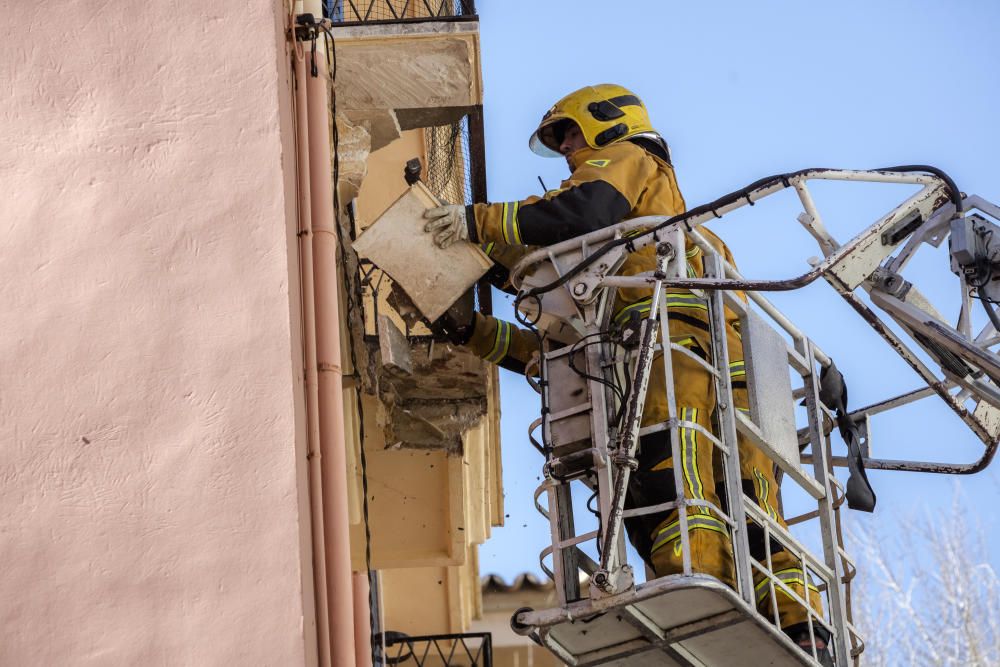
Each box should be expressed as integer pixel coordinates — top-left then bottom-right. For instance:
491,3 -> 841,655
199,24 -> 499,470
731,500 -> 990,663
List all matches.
819,362 -> 877,512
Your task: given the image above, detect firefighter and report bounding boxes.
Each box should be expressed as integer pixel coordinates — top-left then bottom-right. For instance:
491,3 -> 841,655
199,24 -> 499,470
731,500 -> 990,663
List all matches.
424,84 -> 828,659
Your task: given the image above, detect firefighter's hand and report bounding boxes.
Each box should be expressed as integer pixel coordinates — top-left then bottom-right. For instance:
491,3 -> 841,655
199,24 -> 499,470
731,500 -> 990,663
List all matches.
423,205 -> 468,248
431,287 -> 476,345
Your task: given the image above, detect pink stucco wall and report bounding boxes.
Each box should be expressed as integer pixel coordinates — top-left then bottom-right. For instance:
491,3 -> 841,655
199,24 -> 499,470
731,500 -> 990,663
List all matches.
0,1 -> 314,663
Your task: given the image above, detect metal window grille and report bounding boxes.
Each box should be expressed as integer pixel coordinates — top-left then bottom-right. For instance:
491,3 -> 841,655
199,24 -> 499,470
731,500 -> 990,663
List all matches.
325,0 -> 476,24
376,632 -> 493,666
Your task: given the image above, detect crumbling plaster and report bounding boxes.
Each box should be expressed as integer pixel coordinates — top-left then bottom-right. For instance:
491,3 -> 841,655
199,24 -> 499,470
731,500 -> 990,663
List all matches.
0,1 -> 313,664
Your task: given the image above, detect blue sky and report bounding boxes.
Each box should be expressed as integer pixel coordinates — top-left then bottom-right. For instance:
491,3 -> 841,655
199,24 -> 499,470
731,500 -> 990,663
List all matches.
474,1 -> 1000,583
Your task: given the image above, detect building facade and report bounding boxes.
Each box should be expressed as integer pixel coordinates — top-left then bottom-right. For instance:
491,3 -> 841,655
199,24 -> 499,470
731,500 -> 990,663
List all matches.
2,1 -> 510,664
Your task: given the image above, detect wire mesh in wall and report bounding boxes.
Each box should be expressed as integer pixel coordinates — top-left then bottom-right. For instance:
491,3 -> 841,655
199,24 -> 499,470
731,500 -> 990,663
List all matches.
424,117 -> 473,206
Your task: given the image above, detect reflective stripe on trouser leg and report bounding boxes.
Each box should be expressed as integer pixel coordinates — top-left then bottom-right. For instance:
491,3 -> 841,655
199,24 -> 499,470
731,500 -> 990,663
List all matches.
726,352 -> 821,626
638,332 -> 732,584
648,398 -> 733,586
753,551 -> 825,629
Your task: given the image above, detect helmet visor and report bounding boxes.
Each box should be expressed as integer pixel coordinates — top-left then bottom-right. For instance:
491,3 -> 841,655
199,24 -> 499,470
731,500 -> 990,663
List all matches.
528,119 -> 570,158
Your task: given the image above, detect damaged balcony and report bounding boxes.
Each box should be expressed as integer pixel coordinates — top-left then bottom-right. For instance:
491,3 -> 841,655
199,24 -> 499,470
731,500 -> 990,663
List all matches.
333,1 -> 487,453
332,4 -> 500,580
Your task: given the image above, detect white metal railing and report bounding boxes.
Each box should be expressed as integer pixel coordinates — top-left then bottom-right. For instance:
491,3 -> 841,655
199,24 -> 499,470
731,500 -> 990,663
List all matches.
506,168 -> 1000,666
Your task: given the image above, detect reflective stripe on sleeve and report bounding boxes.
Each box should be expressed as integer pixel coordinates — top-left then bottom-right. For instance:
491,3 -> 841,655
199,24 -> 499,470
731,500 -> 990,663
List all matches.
483,320 -> 512,364
500,201 -> 522,245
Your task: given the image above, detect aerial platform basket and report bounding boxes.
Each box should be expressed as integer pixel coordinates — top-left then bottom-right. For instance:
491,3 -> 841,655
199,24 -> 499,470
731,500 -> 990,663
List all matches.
504,167 -> 1000,667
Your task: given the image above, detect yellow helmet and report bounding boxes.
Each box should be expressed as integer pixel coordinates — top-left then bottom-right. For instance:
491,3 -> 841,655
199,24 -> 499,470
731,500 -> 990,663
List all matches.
529,84 -> 656,157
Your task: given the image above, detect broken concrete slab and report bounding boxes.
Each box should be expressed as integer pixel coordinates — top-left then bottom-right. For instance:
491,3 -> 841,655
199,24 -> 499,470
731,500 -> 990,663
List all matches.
343,108 -> 401,152
334,112 -> 370,206
378,314 -> 413,376
352,182 -> 491,322
375,334 -> 491,451
332,21 -> 482,112
395,105 -> 476,131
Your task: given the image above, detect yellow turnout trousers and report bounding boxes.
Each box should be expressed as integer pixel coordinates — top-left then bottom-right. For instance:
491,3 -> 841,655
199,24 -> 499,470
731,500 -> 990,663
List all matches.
630,334 -> 822,630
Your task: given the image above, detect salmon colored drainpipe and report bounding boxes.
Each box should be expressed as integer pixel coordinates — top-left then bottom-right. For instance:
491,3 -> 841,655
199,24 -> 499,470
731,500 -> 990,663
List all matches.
301,3 -> 361,664
293,46 -> 333,667
292,2 -> 362,662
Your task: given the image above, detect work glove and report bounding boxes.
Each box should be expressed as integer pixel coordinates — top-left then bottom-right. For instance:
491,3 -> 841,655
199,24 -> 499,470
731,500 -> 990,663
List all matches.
423,204 -> 469,249
430,287 -> 477,345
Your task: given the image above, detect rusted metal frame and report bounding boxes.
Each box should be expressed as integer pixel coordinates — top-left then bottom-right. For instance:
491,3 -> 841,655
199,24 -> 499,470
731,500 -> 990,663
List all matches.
704,254 -> 756,606
832,287 -> 1000,473
642,181 -> 947,293
873,289 -> 1000,397
885,206 -> 953,275
577,296 -> 629,595
595,251 -> 670,591
510,169 -> 947,293
682,182 -> 1000,473
607,230 -> 998,475
847,385 -> 939,419
797,385 -> 943,468
800,339 -> 853,667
